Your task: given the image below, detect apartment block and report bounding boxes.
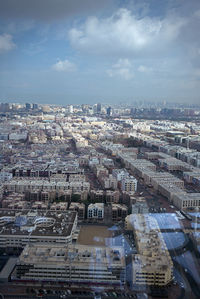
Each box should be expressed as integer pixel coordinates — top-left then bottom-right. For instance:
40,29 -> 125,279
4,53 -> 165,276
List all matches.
112,169 -> 129,181
121,176 -> 137,192
68,202 -> 85,220
105,190 -> 120,203
125,214 -> 173,286
112,204 -> 128,222
88,203 -> 104,219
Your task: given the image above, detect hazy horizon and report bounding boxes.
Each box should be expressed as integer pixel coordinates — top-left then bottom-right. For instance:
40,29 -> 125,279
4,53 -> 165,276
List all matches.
0,0 -> 200,105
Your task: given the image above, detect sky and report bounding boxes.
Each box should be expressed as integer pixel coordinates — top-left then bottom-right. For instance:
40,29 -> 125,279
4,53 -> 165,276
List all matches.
0,0 -> 200,105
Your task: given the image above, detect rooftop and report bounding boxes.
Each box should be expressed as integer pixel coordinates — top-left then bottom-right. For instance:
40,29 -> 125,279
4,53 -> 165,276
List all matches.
0,209 -> 76,237
19,243 -> 125,268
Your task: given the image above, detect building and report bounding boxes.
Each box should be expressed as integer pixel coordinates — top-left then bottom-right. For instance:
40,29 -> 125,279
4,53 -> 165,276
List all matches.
121,176 -> 137,192
112,169 -> 129,182
112,204 -> 128,222
0,171 -> 13,182
101,174 -> 118,190
11,243 -> 125,286
126,214 -> 173,286
88,203 -> 104,219
25,103 -> 31,110
32,103 -> 38,110
69,105 -> 73,113
50,202 -> 68,211
68,202 -> 85,220
97,103 -> 102,113
107,106 -> 112,116
90,190 -> 104,202
4,179 -> 90,194
105,190 -> 120,203
0,209 -> 77,250
173,192 -> 200,210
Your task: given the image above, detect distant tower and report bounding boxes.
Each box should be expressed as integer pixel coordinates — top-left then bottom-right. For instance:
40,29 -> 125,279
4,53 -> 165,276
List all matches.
25,103 -> 31,110
93,104 -> 97,114
32,103 -> 38,110
107,106 -> 112,116
69,105 -> 73,113
97,103 -> 101,113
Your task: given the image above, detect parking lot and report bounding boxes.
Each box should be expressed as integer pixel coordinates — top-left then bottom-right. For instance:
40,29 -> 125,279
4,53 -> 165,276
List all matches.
77,225 -> 114,246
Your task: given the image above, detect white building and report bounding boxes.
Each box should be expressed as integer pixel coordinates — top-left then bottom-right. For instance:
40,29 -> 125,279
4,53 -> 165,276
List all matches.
121,176 -> 137,192
102,174 -> 118,190
88,203 -> 104,219
112,169 -> 129,182
0,171 -> 13,182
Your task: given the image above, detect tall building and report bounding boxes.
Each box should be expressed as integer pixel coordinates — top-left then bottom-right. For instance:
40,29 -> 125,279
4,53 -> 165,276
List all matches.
32,103 -> 38,110
69,105 -> 73,113
25,103 -> 31,110
107,106 -> 112,116
0,103 -> 10,112
97,103 -> 102,113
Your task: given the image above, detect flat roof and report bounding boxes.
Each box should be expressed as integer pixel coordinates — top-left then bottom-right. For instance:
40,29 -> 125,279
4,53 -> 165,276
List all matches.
0,209 -> 76,237
18,243 -> 125,268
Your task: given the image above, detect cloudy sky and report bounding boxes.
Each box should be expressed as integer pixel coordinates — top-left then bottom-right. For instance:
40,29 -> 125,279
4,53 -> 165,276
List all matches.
0,0 -> 200,105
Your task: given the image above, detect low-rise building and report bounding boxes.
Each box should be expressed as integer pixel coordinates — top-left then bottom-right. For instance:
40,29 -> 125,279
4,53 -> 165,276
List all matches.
105,190 -> 120,203
11,243 -> 125,286
125,214 -> 173,286
88,203 -> 104,219
50,202 -> 68,211
112,169 -> 129,182
173,192 -> 200,210
0,209 -> 77,250
69,202 -> 85,220
90,190 -> 104,202
100,175 -> 118,190
112,204 -> 128,222
121,176 -> 137,192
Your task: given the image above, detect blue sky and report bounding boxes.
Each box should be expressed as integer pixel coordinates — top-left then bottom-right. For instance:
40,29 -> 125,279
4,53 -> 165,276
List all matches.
0,0 -> 200,105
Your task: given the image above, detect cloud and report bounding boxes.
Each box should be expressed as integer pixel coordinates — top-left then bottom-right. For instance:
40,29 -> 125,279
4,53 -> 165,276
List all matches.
0,34 -> 15,53
52,59 -> 77,72
107,58 -> 133,80
138,65 -> 152,73
68,8 -> 187,57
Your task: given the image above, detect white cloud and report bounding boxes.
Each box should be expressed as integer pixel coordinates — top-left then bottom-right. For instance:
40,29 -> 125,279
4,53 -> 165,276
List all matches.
68,8 -> 187,56
52,59 -> 77,72
0,34 -> 15,53
107,58 -> 133,80
138,65 -> 152,73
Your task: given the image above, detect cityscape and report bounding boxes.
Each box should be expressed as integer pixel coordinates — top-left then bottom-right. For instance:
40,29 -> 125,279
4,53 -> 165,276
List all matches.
0,102 -> 199,298
0,0 -> 200,298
